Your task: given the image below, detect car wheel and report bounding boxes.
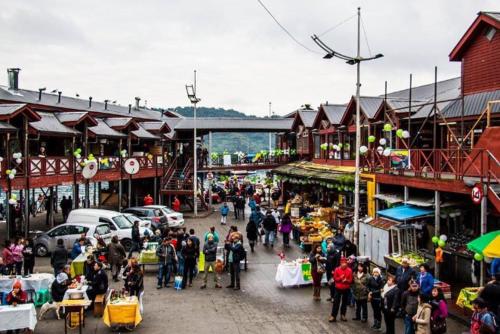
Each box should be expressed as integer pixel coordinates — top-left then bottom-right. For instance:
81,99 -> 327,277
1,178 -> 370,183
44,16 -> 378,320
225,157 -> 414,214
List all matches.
35,244 -> 48,257
121,239 -> 132,251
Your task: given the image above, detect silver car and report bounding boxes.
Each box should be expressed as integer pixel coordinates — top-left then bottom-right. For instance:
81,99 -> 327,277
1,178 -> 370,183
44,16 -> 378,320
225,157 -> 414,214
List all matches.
33,222 -> 112,257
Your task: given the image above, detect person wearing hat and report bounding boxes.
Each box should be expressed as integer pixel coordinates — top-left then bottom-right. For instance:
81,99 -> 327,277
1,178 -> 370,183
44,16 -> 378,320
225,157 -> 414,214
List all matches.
51,265 -> 71,302
396,258 -> 417,300
329,256 -> 353,322
367,267 -> 385,330
201,234 -> 221,289
6,280 -> 27,305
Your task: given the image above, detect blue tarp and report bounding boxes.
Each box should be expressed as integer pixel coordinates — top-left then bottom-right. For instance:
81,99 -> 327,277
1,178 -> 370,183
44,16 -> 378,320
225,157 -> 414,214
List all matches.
377,204 -> 433,222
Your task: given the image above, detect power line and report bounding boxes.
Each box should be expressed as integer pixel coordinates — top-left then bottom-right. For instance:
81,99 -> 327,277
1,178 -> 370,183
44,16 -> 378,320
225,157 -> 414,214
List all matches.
360,16 -> 372,57
317,13 -> 357,37
256,0 -> 321,54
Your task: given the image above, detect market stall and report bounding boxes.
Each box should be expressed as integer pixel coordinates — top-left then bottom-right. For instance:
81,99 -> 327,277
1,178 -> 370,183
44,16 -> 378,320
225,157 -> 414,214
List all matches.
103,295 -> 142,330
0,273 -> 54,294
70,253 -> 89,277
275,259 -> 327,287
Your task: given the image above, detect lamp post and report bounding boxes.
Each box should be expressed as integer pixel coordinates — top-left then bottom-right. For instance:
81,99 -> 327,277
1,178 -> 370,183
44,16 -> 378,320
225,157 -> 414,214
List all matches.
312,7 -> 383,245
186,71 -> 201,216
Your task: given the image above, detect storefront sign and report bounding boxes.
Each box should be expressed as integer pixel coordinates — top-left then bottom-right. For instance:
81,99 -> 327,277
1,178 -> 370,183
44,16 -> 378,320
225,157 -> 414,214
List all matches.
124,158 -> 140,175
471,185 -> 483,204
82,161 -> 98,179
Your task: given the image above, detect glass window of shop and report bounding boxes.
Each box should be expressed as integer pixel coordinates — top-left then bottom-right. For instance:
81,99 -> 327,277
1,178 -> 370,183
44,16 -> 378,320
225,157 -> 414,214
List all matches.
314,134 -> 321,159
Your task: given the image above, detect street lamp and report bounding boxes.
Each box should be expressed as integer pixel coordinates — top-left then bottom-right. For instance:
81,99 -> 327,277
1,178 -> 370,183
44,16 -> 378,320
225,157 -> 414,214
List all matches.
312,7 -> 383,246
186,71 -> 201,216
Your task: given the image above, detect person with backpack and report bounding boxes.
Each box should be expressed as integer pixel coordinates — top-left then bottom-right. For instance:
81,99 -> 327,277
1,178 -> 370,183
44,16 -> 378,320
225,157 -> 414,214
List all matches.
430,287 -> 448,334
471,297 -> 498,334
220,202 -> 229,225
262,210 -> 277,248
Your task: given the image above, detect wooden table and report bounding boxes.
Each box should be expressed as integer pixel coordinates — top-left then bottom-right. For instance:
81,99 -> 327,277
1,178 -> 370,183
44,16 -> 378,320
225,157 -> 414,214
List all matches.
60,299 -> 92,334
103,296 -> 142,330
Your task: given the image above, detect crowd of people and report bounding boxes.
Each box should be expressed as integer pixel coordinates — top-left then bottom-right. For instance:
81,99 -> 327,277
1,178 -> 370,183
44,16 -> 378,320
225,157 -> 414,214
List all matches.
1,237 -> 35,276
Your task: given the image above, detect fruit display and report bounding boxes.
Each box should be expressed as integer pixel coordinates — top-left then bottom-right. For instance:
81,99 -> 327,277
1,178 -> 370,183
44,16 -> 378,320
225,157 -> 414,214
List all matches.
386,252 -> 428,267
294,213 -> 334,243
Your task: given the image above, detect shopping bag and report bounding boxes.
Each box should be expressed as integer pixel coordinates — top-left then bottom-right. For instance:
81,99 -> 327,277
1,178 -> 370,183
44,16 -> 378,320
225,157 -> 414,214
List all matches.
174,276 -> 183,290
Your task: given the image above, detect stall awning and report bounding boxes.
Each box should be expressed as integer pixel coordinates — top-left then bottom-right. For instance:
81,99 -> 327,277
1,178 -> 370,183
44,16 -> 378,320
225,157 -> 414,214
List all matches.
273,161 -> 356,182
377,205 -> 433,222
405,197 -> 434,207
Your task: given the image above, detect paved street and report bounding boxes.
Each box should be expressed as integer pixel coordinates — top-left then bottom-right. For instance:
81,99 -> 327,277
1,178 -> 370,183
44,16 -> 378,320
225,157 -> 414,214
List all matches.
22,209 -> 468,334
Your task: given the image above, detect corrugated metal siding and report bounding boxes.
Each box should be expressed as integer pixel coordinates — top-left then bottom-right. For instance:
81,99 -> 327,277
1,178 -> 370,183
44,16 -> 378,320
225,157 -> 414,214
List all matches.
323,104 -> 347,124
441,90 -> 500,118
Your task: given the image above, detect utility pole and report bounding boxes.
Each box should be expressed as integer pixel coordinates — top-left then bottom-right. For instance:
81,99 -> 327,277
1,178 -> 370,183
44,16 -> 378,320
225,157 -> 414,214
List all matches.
186,71 -> 201,217
269,102 -> 272,154
311,7 -> 383,246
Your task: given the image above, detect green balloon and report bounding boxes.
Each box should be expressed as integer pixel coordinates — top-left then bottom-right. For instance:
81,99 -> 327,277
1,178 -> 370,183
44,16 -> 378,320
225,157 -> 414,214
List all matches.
432,236 -> 439,244
437,240 -> 446,248
474,253 -> 484,261
383,123 -> 392,132
396,129 -> 404,138
368,135 -> 376,143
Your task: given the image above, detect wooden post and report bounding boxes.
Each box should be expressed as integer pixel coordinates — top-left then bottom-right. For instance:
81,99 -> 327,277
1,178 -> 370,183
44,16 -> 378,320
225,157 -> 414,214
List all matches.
72,137 -> 78,209
6,130 -> 12,239
23,116 -> 30,238
84,124 -> 89,208
118,138 -> 123,212
127,133 -> 132,208
434,190 -> 440,279
480,184 -> 487,285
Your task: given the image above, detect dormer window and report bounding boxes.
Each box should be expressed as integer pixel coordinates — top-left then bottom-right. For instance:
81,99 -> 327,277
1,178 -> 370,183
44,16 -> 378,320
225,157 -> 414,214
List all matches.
485,26 -> 496,41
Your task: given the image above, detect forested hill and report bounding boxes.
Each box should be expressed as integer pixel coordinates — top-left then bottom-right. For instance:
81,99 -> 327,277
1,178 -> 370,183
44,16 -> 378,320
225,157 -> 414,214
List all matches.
173,106 -> 257,118
170,106 -> 275,154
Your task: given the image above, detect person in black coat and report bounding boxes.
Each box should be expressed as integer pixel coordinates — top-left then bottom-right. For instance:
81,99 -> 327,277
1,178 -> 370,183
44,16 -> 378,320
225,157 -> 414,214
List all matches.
225,235 -> 244,290
84,255 -> 96,282
51,265 -> 71,302
382,275 -> 400,334
127,221 -> 142,259
246,220 -> 258,253
22,238 -> 35,276
51,239 -> 68,276
325,243 -> 341,302
125,263 -> 144,297
367,267 -> 385,330
88,262 -> 108,303
262,211 -> 277,247
181,238 -> 197,289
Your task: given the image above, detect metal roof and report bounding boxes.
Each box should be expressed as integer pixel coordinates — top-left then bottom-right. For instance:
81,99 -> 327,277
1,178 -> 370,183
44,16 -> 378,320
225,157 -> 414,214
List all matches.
174,117 -> 294,132
139,121 -> 170,133
29,112 -> 81,136
322,104 -> 347,125
358,96 -> 384,119
484,12 -> 500,22
104,117 -> 137,130
0,103 -> 27,116
132,124 -> 160,140
55,112 -> 98,126
88,119 -> 127,138
0,85 -> 162,120
0,121 -> 18,133
441,90 -> 500,119
297,110 -> 318,128
273,161 -> 355,182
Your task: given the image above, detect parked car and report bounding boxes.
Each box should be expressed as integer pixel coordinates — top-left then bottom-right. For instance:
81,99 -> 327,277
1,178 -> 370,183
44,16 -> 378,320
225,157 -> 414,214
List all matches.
123,213 -> 151,230
123,205 -> 184,229
66,209 -> 152,250
34,222 -> 112,257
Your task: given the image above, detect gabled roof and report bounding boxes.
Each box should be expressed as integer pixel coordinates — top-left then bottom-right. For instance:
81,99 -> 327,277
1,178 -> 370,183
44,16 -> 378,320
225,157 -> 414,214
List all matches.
88,119 -> 127,139
174,117 -> 293,133
0,103 -> 40,121
312,103 -> 347,129
297,110 -> 318,128
441,89 -> 500,119
0,85 -> 162,120
104,117 -> 139,131
449,11 -> 500,61
0,122 -> 18,133
139,121 -> 170,133
29,112 -> 81,137
341,96 -> 384,124
55,112 -> 98,127
132,124 -> 160,140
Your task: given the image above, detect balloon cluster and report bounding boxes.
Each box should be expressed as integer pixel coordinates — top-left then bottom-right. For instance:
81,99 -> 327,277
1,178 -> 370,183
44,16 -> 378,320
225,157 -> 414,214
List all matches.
12,152 -> 23,164
73,148 -> 82,159
120,149 -> 128,158
8,193 -> 17,205
80,153 -> 97,167
5,168 -> 17,180
99,157 -> 110,167
432,234 -> 447,248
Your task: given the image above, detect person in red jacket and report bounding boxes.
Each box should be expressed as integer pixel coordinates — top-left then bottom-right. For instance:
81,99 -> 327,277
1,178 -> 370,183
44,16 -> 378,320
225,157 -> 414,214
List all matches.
6,280 -> 27,305
329,256 -> 353,322
172,196 -> 181,212
144,194 -> 153,206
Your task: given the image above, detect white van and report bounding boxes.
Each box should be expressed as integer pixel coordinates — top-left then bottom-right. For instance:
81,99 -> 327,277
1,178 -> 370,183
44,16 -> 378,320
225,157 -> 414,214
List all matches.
66,209 -> 152,250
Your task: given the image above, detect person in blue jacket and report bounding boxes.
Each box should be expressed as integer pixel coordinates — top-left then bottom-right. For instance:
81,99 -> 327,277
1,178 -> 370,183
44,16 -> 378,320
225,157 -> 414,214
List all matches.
416,263 -> 434,296
220,202 -> 229,225
489,258 -> 500,278
70,238 -> 86,260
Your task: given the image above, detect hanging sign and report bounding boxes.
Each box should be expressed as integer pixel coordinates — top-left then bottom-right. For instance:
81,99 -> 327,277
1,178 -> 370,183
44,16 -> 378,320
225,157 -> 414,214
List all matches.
124,158 -> 140,175
471,185 -> 483,204
82,161 -> 98,179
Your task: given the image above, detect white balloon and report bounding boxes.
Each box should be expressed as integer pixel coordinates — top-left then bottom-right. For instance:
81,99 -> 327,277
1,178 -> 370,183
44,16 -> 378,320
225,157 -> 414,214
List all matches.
15,158 -> 22,164
376,146 -> 384,154
8,174 -> 15,179
439,234 -> 448,242
10,169 -> 16,175
402,130 -> 410,139
8,199 -> 16,205
359,145 -> 368,154
0,157 -> 3,162
383,148 -> 391,157
76,154 -> 81,159
379,138 -> 387,146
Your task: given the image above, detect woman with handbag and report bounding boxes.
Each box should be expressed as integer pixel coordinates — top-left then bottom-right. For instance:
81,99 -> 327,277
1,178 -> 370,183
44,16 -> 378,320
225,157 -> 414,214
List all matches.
430,287 -> 448,334
309,245 -> 326,301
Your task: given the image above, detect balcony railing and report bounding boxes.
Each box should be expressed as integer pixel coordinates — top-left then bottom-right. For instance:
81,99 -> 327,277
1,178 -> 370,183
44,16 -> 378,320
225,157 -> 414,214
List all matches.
202,154 -> 292,168
0,155 -> 165,179
361,148 -> 499,182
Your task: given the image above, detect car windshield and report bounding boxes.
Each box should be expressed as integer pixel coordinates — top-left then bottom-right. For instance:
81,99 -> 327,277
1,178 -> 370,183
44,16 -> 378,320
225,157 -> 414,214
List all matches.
96,224 -> 111,236
125,214 -> 140,224
112,215 -> 133,229
161,207 -> 174,214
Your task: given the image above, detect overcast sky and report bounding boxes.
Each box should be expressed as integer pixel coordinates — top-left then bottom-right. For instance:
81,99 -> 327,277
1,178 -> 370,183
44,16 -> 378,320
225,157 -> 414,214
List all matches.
0,0 -> 497,116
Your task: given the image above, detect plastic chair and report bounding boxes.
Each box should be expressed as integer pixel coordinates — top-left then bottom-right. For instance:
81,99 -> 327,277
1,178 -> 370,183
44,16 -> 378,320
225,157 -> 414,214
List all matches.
34,289 -> 52,307
1,292 -> 8,305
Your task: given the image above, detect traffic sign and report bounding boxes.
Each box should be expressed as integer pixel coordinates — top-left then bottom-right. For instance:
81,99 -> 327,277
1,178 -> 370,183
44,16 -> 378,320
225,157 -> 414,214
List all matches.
471,185 -> 483,204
